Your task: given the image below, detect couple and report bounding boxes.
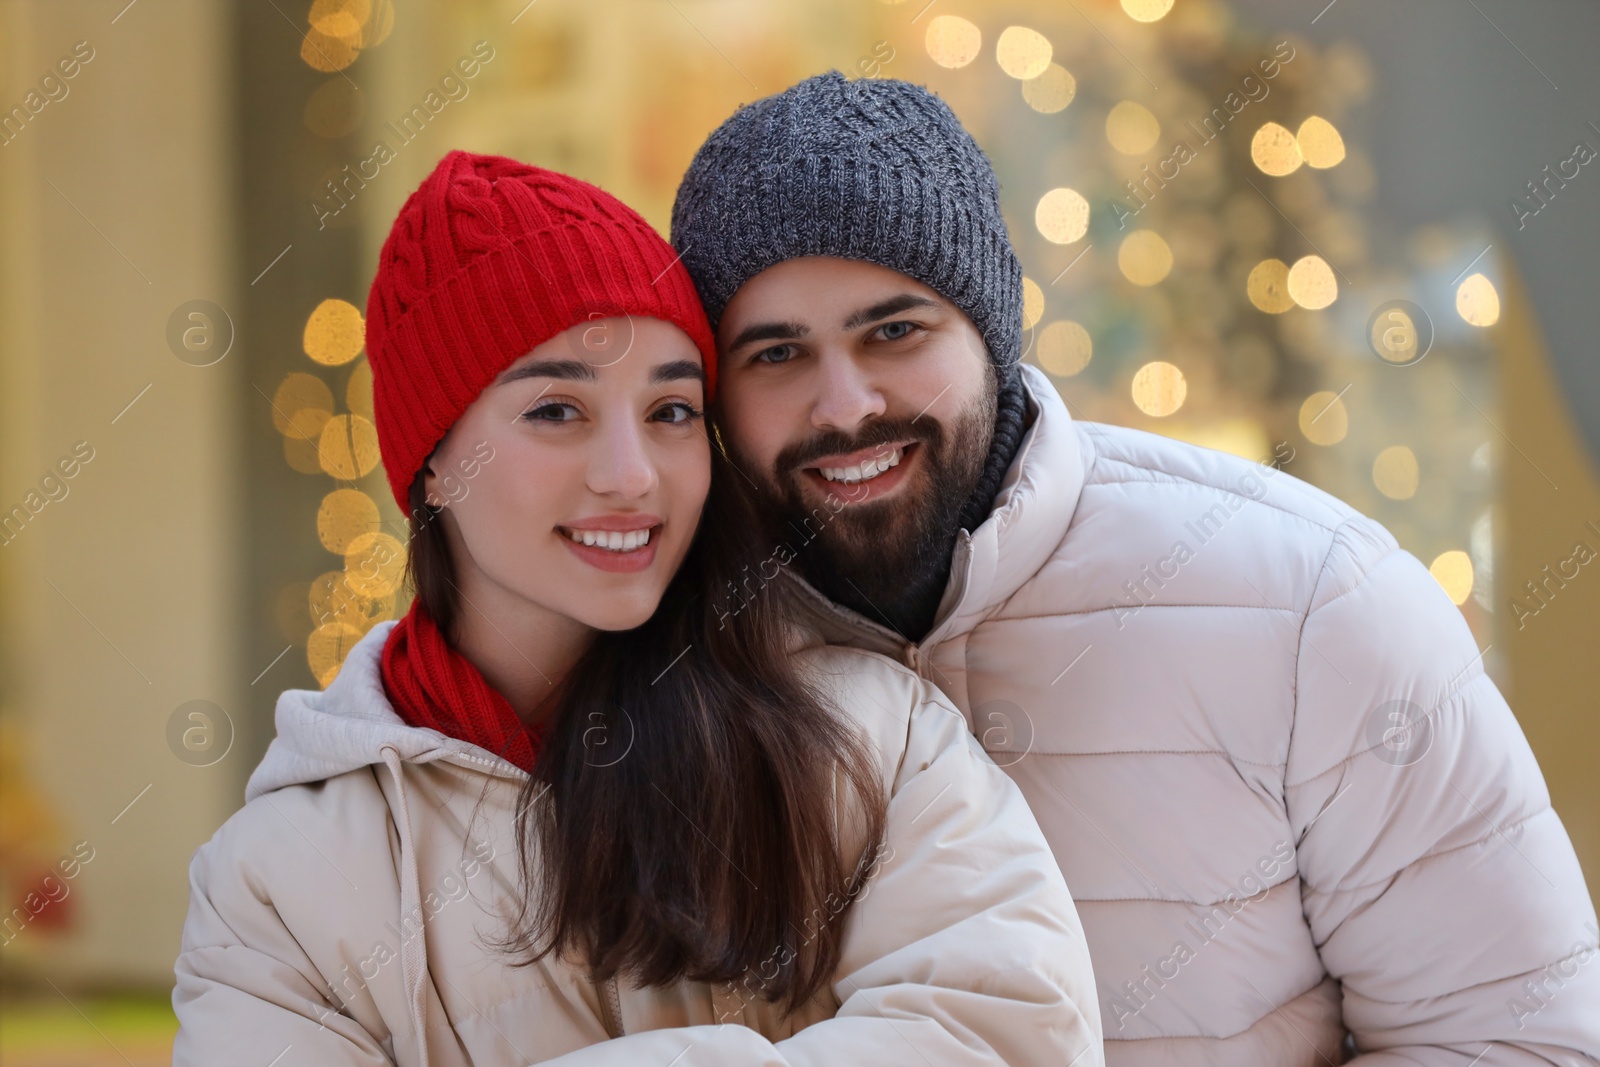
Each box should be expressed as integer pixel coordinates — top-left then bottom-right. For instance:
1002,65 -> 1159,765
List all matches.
174,74 -> 1599,1065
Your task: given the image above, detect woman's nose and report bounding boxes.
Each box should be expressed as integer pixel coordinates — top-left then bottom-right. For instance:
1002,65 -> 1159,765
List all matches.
587,418 -> 658,499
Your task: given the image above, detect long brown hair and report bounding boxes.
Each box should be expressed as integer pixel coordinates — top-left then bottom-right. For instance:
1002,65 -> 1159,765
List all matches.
403,435 -> 889,1016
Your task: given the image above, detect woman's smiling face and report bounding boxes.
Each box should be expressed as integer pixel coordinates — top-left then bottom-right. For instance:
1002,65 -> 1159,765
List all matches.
423,315 -> 711,634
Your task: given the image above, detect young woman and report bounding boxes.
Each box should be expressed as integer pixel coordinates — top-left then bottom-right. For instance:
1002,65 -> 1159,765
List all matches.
172,150 -> 1102,1066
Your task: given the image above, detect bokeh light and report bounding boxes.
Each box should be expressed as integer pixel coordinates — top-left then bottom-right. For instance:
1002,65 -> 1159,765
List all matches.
1251,122 -> 1302,176
1373,445 -> 1419,499
1106,100 -> 1161,155
1297,116 -> 1346,169
1118,230 -> 1173,286
1246,259 -> 1295,313
1036,187 -> 1090,244
1037,321 -> 1093,377
996,27 -> 1053,80
1131,361 -> 1186,416
926,15 -> 982,69
1299,390 -> 1349,445
1287,255 -> 1337,309
1457,273 -> 1501,326
1022,63 -> 1077,113
1430,550 -> 1475,605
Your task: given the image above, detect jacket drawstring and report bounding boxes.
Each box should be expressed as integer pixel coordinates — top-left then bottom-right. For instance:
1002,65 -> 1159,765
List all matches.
380,745 -> 432,1067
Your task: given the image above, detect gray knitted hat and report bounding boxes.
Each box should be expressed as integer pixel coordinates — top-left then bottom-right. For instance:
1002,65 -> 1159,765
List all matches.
670,70 -> 1022,376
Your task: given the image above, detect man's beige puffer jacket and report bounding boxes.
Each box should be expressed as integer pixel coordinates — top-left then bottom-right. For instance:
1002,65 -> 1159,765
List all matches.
171,618 -> 1103,1066
783,363 -> 1600,1065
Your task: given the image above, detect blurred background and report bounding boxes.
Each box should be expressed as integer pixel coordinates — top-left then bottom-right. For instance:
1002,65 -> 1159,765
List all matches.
1,0 -> 1596,1061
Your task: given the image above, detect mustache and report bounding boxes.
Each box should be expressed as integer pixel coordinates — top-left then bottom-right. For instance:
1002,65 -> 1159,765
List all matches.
775,416 -> 944,477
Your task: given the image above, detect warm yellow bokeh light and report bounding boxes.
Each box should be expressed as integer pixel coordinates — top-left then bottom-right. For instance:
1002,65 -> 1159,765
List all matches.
1246,259 -> 1295,313
1131,361 -> 1187,416
1373,445 -> 1419,500
1036,187 -> 1090,244
304,298 -> 366,365
1022,63 -> 1077,113
1121,0 -> 1176,21
346,359 -> 374,419
926,15 -> 982,69
1456,273 -> 1501,327
344,531 -> 407,598
1297,116 -> 1346,169
1251,122 -> 1303,176
1106,100 -> 1161,155
1287,255 -> 1338,309
318,414 -> 383,480
996,26 -> 1052,80
317,488 -> 381,554
1118,230 -> 1173,286
1021,277 -> 1045,330
300,29 -> 359,73
309,0 -> 370,38
308,621 -> 365,688
1430,550 -> 1474,605
272,372 -> 335,440
309,570 -> 394,635
1298,391 -> 1349,446
1037,320 -> 1093,377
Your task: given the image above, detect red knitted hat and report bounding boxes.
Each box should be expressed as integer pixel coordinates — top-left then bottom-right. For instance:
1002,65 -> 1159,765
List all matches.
365,150 -> 717,512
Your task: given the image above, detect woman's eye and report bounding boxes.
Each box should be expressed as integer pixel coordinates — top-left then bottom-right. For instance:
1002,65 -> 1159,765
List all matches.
752,344 -> 795,365
652,401 -> 704,424
877,320 -> 917,341
521,402 -> 579,423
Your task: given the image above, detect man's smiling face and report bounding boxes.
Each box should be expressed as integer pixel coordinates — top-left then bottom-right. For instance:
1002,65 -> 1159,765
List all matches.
712,255 -> 997,632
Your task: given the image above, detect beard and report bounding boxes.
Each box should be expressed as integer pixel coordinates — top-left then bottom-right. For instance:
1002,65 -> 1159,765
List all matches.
726,374 -> 998,640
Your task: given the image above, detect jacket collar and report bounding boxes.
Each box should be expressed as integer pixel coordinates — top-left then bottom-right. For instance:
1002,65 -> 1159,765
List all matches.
783,363 -> 1086,652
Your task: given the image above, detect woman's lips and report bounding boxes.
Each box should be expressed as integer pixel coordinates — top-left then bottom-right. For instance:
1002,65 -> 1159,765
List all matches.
559,524 -> 662,574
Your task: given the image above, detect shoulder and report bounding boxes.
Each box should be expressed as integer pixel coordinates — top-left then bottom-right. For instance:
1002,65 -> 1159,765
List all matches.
188,768 -> 388,901
1005,421 -> 1398,619
789,643 -> 974,780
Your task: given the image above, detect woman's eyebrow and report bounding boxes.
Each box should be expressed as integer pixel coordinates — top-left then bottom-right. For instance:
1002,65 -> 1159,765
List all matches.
496,359 -> 595,385
841,293 -> 939,331
650,359 -> 707,385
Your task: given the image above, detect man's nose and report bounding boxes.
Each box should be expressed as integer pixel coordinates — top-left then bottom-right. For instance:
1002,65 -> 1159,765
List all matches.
810,350 -> 887,432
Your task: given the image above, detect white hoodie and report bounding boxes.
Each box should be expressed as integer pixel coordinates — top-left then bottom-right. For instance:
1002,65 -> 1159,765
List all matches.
172,618 -> 1104,1066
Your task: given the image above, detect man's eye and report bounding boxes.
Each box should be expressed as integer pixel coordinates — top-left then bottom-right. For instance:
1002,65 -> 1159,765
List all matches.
522,402 -> 579,422
877,321 -> 917,341
752,344 -> 794,365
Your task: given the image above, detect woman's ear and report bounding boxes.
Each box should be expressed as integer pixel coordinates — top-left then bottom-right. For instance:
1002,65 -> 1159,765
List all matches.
419,439 -> 450,510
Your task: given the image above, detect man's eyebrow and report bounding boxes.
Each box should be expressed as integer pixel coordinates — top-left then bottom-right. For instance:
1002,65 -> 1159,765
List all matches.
841,294 -> 939,331
726,320 -> 810,352
650,359 -> 706,386
496,359 -> 596,385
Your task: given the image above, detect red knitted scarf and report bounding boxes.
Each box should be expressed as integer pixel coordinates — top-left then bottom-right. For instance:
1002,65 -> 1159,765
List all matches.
379,600 -> 545,772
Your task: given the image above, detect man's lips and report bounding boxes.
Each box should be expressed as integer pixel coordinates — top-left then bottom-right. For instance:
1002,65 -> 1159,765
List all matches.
801,440 -> 919,472
796,442 -> 920,503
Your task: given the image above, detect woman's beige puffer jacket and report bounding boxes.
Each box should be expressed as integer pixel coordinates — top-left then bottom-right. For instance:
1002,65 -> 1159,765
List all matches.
171,619 -> 1103,1066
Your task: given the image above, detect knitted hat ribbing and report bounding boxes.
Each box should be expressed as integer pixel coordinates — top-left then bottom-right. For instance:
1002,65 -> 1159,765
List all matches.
669,71 -> 1022,379
366,150 -> 717,512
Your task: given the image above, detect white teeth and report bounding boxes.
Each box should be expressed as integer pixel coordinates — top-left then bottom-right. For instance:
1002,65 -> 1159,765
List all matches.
564,527 -> 651,551
819,446 -> 903,484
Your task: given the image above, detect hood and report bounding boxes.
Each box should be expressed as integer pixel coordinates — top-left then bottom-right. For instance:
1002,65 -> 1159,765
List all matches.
245,619 -> 525,803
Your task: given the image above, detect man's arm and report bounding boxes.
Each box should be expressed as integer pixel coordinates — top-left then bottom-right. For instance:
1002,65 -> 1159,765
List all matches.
1288,517 -> 1600,1064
